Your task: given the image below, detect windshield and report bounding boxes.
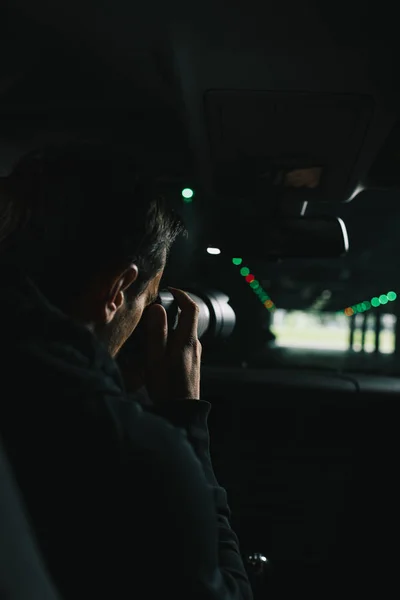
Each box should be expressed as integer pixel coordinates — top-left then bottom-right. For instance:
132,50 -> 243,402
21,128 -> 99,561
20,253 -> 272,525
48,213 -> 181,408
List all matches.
269,308 -> 397,373
194,188 -> 400,375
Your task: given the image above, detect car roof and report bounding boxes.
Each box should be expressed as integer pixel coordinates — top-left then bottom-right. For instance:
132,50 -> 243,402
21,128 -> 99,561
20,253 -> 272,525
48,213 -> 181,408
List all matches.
1,0 -> 399,312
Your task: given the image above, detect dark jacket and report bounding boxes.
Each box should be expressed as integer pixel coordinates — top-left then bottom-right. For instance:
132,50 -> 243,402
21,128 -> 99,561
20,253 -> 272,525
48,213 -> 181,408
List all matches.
0,438 -> 60,600
0,265 -> 252,600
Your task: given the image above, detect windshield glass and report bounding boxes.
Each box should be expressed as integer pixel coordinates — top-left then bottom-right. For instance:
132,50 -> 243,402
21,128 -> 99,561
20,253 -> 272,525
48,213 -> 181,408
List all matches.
268,308 -> 397,373
271,309 -> 396,354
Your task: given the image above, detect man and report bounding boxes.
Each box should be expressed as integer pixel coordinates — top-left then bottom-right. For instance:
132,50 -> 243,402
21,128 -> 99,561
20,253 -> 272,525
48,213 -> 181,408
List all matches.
0,142 -> 253,599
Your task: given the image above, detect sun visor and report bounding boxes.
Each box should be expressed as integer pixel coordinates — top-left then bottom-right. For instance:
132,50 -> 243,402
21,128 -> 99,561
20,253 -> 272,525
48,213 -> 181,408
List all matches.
205,90 -> 374,204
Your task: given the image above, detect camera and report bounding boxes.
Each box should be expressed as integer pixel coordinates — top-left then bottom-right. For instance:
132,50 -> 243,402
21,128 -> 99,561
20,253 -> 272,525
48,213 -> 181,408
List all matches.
157,289 -> 235,342
118,288 -> 236,368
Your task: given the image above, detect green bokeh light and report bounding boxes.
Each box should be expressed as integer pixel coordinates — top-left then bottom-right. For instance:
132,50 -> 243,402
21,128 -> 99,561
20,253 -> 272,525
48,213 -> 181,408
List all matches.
181,188 -> 194,201
234,261 -> 276,309
345,292 -> 397,314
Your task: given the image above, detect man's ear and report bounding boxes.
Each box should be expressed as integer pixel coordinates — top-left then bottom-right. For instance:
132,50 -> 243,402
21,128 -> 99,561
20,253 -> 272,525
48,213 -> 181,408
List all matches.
104,264 -> 139,324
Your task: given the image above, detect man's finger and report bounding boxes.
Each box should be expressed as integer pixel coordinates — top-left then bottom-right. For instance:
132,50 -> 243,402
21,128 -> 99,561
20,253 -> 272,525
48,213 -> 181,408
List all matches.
146,303 -> 168,366
168,287 -> 199,342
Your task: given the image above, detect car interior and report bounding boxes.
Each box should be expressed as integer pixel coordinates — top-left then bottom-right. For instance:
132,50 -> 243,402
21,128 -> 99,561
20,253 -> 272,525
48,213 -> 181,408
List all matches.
1,1 -> 399,598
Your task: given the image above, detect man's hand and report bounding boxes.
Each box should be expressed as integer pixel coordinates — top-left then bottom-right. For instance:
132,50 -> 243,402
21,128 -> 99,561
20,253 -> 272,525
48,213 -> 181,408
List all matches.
143,287 -> 202,402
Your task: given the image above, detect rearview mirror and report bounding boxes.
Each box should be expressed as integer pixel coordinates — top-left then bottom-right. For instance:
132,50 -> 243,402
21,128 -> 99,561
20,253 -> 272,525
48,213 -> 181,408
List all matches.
209,216 -> 349,259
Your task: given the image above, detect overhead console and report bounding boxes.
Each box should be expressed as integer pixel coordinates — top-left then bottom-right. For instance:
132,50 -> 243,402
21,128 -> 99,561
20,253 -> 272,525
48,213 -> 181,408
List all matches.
204,90 -> 375,206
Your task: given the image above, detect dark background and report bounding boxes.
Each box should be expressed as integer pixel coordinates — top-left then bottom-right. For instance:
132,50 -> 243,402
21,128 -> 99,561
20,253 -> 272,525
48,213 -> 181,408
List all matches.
2,2 -> 400,597
2,0 -> 400,317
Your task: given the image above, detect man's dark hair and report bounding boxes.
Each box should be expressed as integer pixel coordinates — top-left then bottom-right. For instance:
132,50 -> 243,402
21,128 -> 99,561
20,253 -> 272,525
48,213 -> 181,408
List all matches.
0,141 -> 186,306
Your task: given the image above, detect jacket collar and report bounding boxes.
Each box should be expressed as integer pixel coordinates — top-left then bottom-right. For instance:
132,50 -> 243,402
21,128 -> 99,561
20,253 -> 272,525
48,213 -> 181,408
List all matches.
0,262 -> 124,397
